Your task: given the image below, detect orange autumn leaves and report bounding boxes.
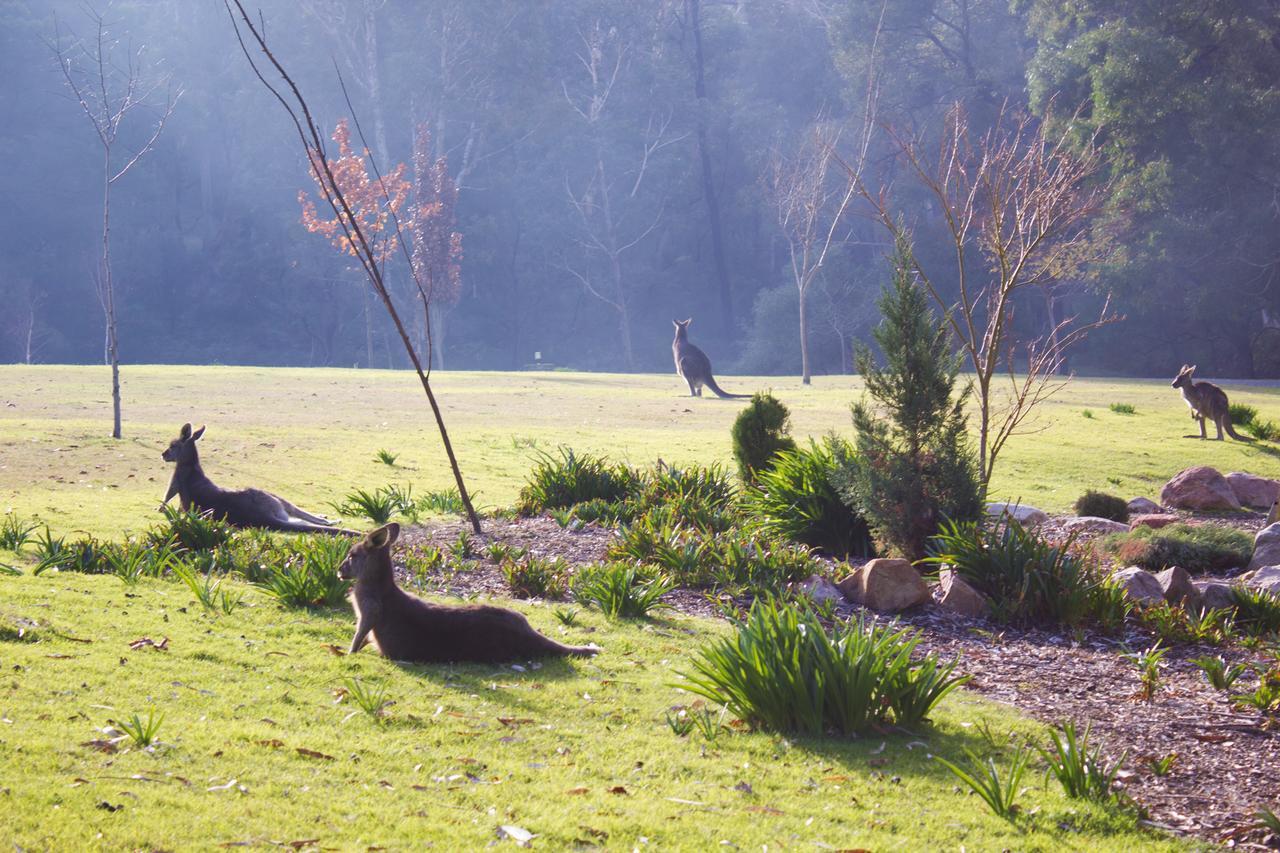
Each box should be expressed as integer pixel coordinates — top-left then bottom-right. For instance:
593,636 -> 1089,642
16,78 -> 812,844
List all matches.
299,118 -> 461,306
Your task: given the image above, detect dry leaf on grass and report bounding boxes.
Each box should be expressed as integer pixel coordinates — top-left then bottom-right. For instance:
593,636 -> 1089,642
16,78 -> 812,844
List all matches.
295,748 -> 335,761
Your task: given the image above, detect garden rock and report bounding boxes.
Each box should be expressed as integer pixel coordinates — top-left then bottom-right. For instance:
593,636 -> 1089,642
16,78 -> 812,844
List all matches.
1061,516 -> 1129,536
1160,466 -> 1241,511
1155,566 -> 1200,608
1225,472 -> 1280,510
1246,565 -> 1280,597
1194,580 -> 1235,611
793,575 -> 844,606
838,559 -> 929,612
985,502 -> 1048,526
935,569 -> 988,618
1247,523 -> 1280,572
1129,513 -> 1179,531
1110,567 -> 1165,606
1127,497 -> 1163,515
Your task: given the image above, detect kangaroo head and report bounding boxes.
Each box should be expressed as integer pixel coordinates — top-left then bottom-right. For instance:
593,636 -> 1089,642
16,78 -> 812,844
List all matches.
672,318 -> 692,339
162,422 -> 206,463
339,522 -> 400,581
1171,364 -> 1197,389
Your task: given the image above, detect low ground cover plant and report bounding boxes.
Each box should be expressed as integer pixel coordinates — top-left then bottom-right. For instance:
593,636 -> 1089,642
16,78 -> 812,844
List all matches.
1101,523 -> 1252,574
681,598 -> 966,736
517,447 -> 639,514
501,554 -> 570,599
572,562 -> 672,618
1074,490 -> 1129,523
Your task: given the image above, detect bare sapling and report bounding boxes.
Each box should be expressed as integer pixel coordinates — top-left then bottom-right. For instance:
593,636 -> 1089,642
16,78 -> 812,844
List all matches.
48,7 -> 181,439
224,0 -> 482,533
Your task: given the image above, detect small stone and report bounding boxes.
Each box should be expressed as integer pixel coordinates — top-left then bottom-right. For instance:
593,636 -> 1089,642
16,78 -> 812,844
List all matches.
1160,466 -> 1241,512
1110,567 -> 1165,606
793,574 -> 843,605
1129,513 -> 1180,531
839,558 -> 929,612
1127,497 -> 1163,515
985,502 -> 1048,526
935,569 -> 989,618
1155,566 -> 1200,608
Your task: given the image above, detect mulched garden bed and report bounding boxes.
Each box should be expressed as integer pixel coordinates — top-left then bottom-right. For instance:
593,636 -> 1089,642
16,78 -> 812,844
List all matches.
393,512 -> 1280,847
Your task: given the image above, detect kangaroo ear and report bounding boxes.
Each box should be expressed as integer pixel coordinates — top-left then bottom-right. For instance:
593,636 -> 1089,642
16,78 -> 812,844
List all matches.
180,423 -> 192,440
1189,365 -> 1197,374
191,425 -> 206,442
368,522 -> 400,549
672,319 -> 679,328
684,317 -> 693,326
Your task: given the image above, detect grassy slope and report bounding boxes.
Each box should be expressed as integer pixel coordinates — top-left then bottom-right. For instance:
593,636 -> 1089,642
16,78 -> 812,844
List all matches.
0,571 -> 1182,851
2,365 -> 1280,538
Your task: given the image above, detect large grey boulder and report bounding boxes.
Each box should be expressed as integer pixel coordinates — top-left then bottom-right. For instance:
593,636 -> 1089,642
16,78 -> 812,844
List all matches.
1160,466 -> 1242,511
1194,580 -> 1235,611
985,502 -> 1048,526
1246,565 -> 1280,597
1247,523 -> 1280,572
838,559 -> 929,612
1110,567 -> 1165,606
935,569 -> 989,618
1225,472 -> 1280,510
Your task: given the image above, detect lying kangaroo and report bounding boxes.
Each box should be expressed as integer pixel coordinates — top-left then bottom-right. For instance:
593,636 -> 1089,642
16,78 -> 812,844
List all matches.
161,423 -> 357,534
672,318 -> 747,398
339,523 -> 598,663
1171,365 -> 1251,441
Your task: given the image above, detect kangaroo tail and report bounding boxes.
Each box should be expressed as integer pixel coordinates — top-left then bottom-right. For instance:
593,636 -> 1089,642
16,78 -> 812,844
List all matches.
561,643 -> 600,657
704,376 -> 750,399
1225,419 -> 1254,441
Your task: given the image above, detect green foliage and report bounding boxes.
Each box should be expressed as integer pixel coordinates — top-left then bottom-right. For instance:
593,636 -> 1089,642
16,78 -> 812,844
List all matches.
730,393 -> 797,484
501,555 -> 570,599
0,513 -> 38,553
1146,753 -> 1177,777
1255,807 -> 1280,835
174,564 -> 241,615
1038,721 -> 1124,802
331,485 -> 414,525
1250,420 -> 1280,442
1229,586 -> 1280,637
1073,490 -> 1129,523
416,488 -> 465,516
933,745 -> 1030,820
1081,409 -> 1095,419
1190,655 -> 1249,691
836,237 -> 983,560
252,535 -> 351,608
741,439 -> 873,558
118,709 -> 164,748
572,562 -> 672,619
449,531 -> 474,561
681,599 -> 966,736
1232,666 -> 1280,716
1109,403 -> 1136,415
1229,404 -> 1258,427
552,607 -> 579,627
925,518 -> 1099,627
1139,603 -> 1233,646
1102,523 -> 1252,574
343,678 -> 392,723
149,506 -> 234,553
516,448 -> 639,514
374,449 -> 399,466
1121,642 -> 1168,702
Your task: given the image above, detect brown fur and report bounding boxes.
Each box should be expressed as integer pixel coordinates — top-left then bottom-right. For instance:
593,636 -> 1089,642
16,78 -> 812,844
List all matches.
1171,365 -> 1251,442
339,523 -> 599,664
672,318 -> 748,399
161,422 -> 358,534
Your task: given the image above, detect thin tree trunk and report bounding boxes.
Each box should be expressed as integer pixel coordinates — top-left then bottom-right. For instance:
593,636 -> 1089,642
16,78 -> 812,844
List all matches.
431,308 -> 446,371
102,150 -> 122,439
799,284 -> 811,385
685,0 -> 733,337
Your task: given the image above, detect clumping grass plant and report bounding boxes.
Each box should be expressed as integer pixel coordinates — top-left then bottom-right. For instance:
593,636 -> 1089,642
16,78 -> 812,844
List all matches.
0,513 -> 39,553
681,598 -> 965,736
1038,721 -> 1125,802
572,562 -> 672,618
501,555 -> 570,599
517,447 -> 639,514
934,745 -> 1030,820
253,535 -> 351,607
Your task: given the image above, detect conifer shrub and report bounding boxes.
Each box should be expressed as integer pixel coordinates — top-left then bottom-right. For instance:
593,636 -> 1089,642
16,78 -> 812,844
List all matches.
730,393 -> 797,483
834,234 -> 983,560
1073,490 -> 1129,523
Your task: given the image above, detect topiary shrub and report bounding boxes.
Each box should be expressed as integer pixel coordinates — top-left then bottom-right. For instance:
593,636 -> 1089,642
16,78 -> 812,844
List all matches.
740,438 -> 874,558
1073,490 -> 1129,523
1100,523 -> 1252,575
730,392 -> 797,484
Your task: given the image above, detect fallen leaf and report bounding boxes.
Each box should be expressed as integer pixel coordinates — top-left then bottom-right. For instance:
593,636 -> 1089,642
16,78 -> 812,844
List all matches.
497,824 -> 535,847
745,805 -> 784,816
69,778 -> 91,787
868,757 -> 890,767
256,739 -> 285,749
324,644 -> 346,656
46,654 -> 73,659
296,748 -> 335,761
128,636 -> 169,651
823,775 -> 851,783
565,786 -> 589,796
286,840 -> 319,850
378,780 -> 394,789
96,801 -> 123,812
608,785 -> 629,795
207,779 -> 240,791
80,739 -> 119,754
498,717 -> 535,727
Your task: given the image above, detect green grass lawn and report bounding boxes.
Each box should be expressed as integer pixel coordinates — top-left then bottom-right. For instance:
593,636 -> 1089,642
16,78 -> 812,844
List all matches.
0,570 -> 1185,850
2,364 -> 1280,539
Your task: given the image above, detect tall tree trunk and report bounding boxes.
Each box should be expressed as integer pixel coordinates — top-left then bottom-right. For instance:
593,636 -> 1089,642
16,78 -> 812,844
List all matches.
431,308 -> 446,371
798,285 -> 811,385
102,151 -> 122,439
685,0 -> 734,338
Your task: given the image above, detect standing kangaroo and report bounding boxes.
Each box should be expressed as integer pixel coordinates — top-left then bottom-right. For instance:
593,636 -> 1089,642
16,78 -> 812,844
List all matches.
1171,365 -> 1251,441
161,423 -> 358,534
339,523 -> 599,663
672,318 -> 747,398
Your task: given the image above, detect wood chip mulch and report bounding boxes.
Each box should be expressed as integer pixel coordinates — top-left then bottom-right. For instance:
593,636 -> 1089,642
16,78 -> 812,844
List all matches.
393,513 -> 1280,847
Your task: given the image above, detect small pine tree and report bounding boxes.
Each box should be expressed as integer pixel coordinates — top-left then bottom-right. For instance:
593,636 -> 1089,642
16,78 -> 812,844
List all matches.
731,392 -> 797,483
833,233 -> 983,560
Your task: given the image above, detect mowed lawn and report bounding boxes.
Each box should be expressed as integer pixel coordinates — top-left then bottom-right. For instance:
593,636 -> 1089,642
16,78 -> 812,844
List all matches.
3,364 -> 1280,538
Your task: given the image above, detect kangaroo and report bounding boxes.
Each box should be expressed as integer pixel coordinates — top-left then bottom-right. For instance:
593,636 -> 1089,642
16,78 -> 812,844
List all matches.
339,523 -> 599,663
161,423 -> 358,534
1171,365 -> 1251,441
672,318 -> 747,399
